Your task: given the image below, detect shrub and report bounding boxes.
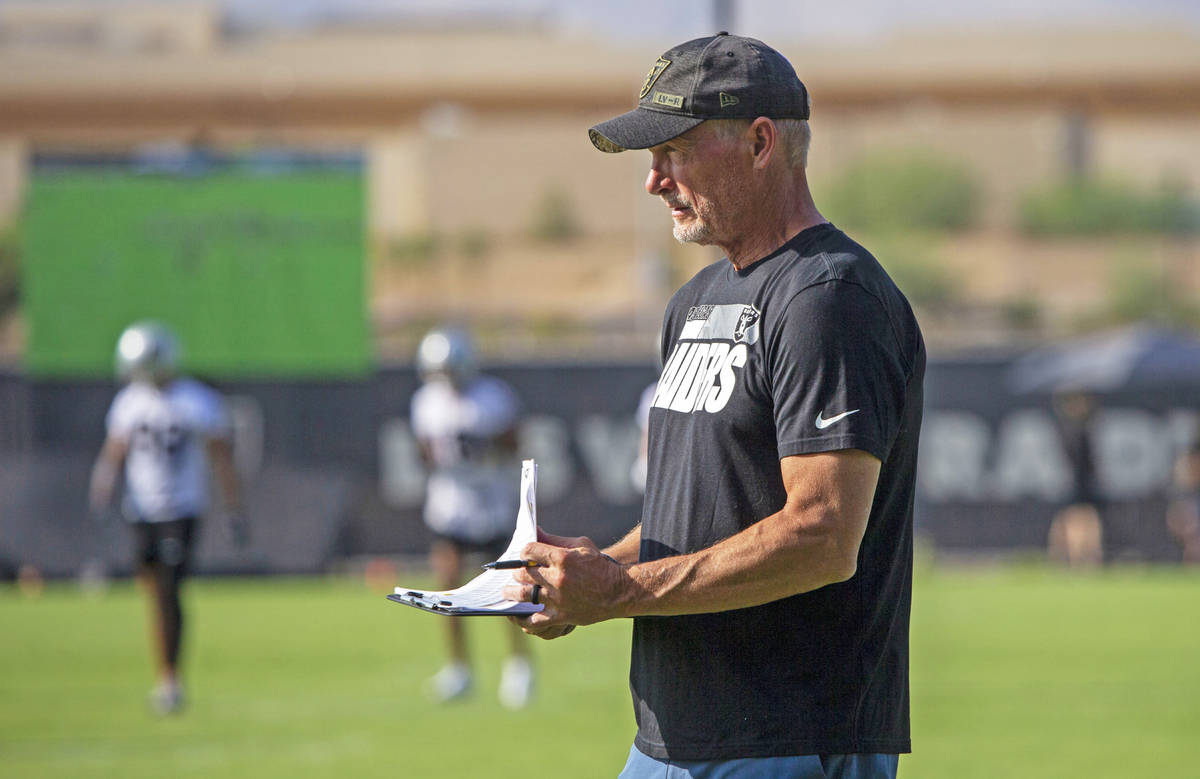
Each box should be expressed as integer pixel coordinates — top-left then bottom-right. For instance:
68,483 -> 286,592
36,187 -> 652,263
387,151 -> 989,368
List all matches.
0,229 -> 19,318
457,228 -> 492,261
529,188 -> 580,244
1000,296 -> 1042,331
1018,179 -> 1199,236
869,232 -> 962,313
1101,259 -> 1198,327
824,151 -> 981,232
386,232 -> 439,266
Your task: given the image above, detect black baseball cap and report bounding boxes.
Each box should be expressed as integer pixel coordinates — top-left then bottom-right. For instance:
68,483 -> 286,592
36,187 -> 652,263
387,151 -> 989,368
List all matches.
589,32 -> 810,153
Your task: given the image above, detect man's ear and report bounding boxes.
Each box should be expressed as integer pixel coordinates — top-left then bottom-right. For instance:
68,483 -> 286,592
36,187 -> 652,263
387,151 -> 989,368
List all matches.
749,117 -> 777,170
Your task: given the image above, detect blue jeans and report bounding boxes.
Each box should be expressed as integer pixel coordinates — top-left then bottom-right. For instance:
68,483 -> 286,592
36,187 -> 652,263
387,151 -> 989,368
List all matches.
619,744 -> 899,779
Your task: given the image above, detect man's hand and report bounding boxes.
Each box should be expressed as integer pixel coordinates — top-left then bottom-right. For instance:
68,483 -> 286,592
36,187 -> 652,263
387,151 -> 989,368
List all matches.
507,621 -> 577,640
227,509 -> 250,549
503,528 -> 628,639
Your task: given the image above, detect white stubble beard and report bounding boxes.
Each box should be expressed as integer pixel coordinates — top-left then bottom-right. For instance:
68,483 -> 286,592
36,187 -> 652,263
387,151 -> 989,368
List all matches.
672,218 -> 712,245
666,197 -> 714,245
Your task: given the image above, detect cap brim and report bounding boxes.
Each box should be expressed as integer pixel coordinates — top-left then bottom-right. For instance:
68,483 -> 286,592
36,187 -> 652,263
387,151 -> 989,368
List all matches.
588,108 -> 705,153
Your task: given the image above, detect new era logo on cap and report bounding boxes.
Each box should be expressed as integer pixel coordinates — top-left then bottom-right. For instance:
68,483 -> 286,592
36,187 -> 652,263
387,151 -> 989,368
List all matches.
589,32 -> 810,153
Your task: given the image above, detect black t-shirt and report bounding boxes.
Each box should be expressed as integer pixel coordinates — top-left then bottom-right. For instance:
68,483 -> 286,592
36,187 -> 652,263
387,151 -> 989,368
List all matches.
633,223 -> 925,760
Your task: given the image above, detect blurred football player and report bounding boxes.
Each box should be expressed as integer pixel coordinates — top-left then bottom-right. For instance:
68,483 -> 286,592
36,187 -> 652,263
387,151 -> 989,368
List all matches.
88,321 -> 245,715
631,334 -> 663,495
631,382 -> 657,495
410,326 -> 533,708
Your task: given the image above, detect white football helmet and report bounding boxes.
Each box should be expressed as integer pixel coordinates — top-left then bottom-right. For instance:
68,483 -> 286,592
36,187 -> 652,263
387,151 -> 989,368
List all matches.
114,320 -> 180,384
416,326 -> 477,387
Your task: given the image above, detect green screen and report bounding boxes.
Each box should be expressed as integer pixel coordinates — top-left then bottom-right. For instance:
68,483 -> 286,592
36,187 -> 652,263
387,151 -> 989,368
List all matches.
22,168 -> 370,378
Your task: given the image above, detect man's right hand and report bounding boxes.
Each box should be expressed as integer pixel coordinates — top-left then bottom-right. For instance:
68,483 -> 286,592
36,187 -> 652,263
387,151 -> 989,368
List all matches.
507,620 -> 576,640
503,530 -> 630,636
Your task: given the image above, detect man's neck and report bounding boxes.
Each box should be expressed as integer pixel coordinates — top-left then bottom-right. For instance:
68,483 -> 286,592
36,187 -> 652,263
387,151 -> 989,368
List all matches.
720,173 -> 826,270
722,205 -> 826,270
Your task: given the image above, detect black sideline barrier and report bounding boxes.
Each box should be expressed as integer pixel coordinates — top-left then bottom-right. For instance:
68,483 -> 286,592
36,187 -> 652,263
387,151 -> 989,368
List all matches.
1,356 -> 1197,578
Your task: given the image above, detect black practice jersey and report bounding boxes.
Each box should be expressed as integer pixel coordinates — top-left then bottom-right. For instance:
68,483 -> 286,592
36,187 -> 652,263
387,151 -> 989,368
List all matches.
634,222 -> 925,760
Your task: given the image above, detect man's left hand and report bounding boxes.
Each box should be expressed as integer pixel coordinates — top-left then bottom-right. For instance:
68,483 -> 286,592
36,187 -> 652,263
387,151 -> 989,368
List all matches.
227,510 -> 250,549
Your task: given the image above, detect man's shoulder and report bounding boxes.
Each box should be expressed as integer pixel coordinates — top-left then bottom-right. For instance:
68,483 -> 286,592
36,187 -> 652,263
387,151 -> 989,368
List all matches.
107,384 -> 142,427
169,376 -> 217,396
110,382 -> 140,406
777,224 -> 882,284
774,225 -> 916,314
466,374 -> 519,413
410,379 -> 446,410
107,382 -> 164,434
110,381 -> 160,412
413,375 -> 516,407
168,377 -> 225,411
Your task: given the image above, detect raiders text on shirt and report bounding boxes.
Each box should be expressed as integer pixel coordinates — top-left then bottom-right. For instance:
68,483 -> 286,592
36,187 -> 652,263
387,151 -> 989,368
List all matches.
652,304 -> 761,414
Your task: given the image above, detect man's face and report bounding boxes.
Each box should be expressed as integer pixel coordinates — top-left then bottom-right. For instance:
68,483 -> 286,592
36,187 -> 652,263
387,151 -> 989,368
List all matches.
644,122 -> 752,247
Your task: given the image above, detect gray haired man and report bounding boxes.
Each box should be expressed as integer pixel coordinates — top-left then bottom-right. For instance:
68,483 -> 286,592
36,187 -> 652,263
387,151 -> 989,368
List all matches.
508,33 -> 925,778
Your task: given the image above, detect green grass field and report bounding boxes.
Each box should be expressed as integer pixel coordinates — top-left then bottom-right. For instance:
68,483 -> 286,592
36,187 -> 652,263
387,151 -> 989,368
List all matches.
2,566 -> 1197,778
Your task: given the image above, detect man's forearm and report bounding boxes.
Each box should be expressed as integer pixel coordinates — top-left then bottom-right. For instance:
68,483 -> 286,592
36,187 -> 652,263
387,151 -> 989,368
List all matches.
89,439 -> 126,512
89,458 -> 117,511
517,453 -> 877,629
610,450 -> 879,620
616,507 -> 856,618
207,439 -> 243,510
602,524 -> 642,564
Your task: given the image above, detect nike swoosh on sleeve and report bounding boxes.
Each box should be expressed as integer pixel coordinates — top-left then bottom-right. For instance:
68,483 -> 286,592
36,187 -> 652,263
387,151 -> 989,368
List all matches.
814,409 -> 860,429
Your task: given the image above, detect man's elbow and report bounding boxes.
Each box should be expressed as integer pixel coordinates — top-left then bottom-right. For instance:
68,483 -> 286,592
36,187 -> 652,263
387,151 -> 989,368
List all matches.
792,539 -> 859,592
825,507 -> 870,585
784,505 -> 867,590
812,531 -> 862,587
826,554 -> 858,584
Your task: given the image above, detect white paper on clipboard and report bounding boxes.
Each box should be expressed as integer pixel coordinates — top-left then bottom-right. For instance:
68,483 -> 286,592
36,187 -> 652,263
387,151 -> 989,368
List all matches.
388,459 -> 542,616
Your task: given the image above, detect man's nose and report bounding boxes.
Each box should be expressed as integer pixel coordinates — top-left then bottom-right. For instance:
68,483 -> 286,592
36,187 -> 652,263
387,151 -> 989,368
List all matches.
645,166 -> 674,197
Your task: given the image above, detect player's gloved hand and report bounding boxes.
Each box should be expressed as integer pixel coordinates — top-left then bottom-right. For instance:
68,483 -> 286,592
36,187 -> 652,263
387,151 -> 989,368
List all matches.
227,509 -> 250,549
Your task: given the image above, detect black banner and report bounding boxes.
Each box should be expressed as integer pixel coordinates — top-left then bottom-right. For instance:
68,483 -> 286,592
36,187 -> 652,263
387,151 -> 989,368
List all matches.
2,354 -> 1196,578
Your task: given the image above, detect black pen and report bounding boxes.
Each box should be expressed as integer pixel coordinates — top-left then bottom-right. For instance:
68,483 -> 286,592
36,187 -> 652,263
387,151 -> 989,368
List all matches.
481,559 -> 539,570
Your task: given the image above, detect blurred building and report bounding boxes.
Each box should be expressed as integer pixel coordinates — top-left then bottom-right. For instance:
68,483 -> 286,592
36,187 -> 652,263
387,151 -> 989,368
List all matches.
2,3 -> 1198,574
0,2 -> 219,53
1,2 -> 1198,357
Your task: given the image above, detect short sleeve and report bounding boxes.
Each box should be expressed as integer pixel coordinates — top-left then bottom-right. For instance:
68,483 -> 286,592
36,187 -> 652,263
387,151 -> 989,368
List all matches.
410,383 -> 434,437
475,377 -> 519,435
105,388 -> 136,441
636,382 -> 656,432
181,381 -> 232,439
770,281 -> 909,461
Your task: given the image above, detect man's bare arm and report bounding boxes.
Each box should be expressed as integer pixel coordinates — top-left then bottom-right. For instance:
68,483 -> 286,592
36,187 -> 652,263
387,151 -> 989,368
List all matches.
206,437 -> 242,511
207,436 -> 251,547
616,450 -> 879,616
602,524 -> 642,565
509,449 -> 880,631
89,437 -> 128,513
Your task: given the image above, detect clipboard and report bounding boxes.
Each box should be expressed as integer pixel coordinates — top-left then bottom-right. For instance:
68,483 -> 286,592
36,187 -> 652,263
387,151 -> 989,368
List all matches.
388,459 -> 544,617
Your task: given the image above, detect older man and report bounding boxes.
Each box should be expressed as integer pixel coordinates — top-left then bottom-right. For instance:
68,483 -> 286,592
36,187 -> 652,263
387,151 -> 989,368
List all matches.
508,33 -> 924,778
